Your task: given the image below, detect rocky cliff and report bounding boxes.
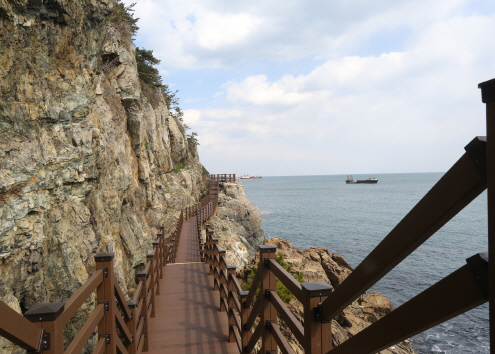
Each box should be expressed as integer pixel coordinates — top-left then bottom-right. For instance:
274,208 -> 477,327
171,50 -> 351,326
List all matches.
207,181 -> 266,268
0,1 -> 207,352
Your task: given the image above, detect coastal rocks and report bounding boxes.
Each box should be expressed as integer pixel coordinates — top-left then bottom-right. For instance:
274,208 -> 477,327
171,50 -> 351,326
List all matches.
208,181 -> 266,268
266,237 -> 352,288
0,1 -> 208,353
240,238 -> 415,354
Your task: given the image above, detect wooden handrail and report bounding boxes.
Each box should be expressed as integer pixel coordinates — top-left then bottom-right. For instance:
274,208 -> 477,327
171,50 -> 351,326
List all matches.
0,301 -> 44,351
244,321 -> 263,353
244,293 -> 263,331
270,322 -> 294,354
65,304 -> 105,354
114,303 -> 133,344
269,290 -> 304,345
329,259 -> 488,354
268,258 -> 304,302
244,265 -> 261,307
92,338 -> 106,354
113,273 -> 132,321
61,269 -> 104,325
321,150 -> 487,322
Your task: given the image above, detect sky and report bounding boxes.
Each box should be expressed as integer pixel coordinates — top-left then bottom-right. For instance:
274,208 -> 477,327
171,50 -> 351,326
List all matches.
123,0 -> 495,176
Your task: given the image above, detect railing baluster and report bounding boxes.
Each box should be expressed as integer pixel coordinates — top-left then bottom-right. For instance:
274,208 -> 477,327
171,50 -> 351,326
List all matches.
301,282 -> 333,353
24,302 -> 65,354
259,245 -> 277,353
95,253 -> 117,354
240,290 -> 251,349
146,254 -> 155,318
136,272 -> 148,352
478,79 -> 495,352
126,301 -> 137,354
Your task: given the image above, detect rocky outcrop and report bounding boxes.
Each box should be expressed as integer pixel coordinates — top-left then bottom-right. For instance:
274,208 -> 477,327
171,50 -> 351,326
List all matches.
239,238 -> 415,354
0,1 -> 208,353
208,181 -> 265,268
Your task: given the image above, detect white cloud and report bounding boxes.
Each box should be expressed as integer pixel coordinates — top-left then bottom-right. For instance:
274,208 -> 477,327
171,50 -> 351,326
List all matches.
196,12 -> 263,50
122,0 -> 495,175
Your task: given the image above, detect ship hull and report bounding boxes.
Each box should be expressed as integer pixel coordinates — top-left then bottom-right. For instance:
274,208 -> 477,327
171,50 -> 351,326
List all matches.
345,179 -> 378,184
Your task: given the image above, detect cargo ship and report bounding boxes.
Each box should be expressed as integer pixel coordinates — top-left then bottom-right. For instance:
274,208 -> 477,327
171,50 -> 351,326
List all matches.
240,175 -> 262,179
346,175 -> 378,184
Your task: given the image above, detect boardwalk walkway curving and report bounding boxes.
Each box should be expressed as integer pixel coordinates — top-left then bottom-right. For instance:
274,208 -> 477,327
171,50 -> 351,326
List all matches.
147,216 -> 239,354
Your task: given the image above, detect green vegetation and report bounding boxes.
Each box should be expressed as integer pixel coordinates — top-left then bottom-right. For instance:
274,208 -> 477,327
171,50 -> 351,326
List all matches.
109,1 -> 199,157
109,1 -> 139,43
172,163 -> 186,173
242,253 -> 304,303
202,165 -> 209,176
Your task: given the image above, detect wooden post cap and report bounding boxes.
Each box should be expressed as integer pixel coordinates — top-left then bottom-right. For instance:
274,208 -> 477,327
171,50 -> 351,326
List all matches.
466,252 -> 489,299
146,254 -> 154,259
212,238 -> 219,242
152,242 -> 159,246
478,78 -> 495,103
24,302 -> 65,322
240,291 -> 249,298
259,245 -> 276,253
94,253 -> 114,262
301,281 -> 333,298
219,250 -> 226,254
127,300 -> 138,309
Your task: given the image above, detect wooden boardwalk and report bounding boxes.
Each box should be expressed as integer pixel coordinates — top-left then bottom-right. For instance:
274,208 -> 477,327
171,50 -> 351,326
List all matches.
147,216 -> 239,354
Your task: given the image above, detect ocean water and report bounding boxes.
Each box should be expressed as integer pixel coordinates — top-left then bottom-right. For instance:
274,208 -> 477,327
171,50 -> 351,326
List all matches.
241,173 -> 489,354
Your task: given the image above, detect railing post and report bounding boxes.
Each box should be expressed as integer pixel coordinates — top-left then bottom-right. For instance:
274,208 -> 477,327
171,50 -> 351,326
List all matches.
478,78 -> 495,350
240,290 -> 251,349
259,245 -> 277,353
227,266 -> 236,311
172,237 -> 177,263
218,250 -> 227,311
211,238 -> 219,275
126,301 -> 137,354
146,254 -> 156,318
206,229 -> 213,264
152,243 -> 160,295
301,282 -> 334,353
95,253 -> 117,354
136,272 -> 149,352
158,230 -> 164,279
24,302 -> 65,354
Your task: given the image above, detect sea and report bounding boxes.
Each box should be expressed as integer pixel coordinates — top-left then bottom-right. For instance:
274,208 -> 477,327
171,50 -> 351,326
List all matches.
240,173 -> 489,354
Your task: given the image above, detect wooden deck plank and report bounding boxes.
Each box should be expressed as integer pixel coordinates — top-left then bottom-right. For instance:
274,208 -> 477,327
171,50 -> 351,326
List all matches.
147,217 -> 238,353
175,216 -> 201,264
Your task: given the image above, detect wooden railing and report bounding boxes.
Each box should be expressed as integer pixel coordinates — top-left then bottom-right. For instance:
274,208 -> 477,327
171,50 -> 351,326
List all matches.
202,147 -> 492,353
0,209 -> 186,354
198,80 -> 495,354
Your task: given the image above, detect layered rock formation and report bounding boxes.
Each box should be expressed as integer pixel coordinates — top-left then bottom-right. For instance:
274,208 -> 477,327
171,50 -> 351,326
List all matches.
0,1 -> 207,352
207,181 -> 266,268
239,238 -> 415,354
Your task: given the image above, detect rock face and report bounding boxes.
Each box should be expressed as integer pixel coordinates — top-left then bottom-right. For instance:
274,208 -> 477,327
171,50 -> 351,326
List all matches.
208,181 -> 266,268
0,1 -> 208,353
240,238 -> 416,354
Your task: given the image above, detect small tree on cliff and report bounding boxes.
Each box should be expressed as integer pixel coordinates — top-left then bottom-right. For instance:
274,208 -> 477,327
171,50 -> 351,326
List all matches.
110,0 -> 199,157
